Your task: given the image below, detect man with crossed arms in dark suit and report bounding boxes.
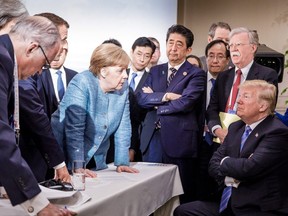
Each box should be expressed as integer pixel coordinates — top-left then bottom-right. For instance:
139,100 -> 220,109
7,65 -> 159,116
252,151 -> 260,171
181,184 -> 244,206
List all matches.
174,80 -> 288,215
207,27 -> 278,144
138,24 -> 206,203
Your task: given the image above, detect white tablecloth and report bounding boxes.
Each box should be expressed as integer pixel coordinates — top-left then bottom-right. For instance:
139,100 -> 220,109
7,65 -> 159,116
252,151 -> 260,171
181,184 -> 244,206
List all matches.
0,162 -> 183,216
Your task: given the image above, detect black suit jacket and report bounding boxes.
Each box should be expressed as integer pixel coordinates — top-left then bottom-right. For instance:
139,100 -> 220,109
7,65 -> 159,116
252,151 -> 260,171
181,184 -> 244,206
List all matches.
0,34 -> 41,205
207,62 -> 278,132
18,77 -> 66,182
35,67 -> 77,120
209,116 -> 288,214
128,69 -> 149,158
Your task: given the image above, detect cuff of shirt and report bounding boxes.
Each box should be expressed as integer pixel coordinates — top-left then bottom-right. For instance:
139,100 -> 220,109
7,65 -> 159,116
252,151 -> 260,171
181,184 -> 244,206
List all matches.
212,125 -> 222,136
53,161 -> 66,170
224,176 -> 240,188
20,192 -> 49,216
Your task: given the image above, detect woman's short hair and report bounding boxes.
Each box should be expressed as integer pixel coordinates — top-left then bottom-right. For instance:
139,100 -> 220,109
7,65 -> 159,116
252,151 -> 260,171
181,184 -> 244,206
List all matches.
89,44 -> 130,75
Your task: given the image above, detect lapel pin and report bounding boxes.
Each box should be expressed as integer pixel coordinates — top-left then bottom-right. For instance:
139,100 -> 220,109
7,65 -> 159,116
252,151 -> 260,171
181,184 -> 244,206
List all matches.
255,133 -> 258,137
183,72 -> 187,76
162,71 -> 165,75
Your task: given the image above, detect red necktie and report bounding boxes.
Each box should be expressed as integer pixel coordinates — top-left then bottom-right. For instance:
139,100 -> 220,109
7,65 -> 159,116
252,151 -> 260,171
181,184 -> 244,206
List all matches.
225,69 -> 242,112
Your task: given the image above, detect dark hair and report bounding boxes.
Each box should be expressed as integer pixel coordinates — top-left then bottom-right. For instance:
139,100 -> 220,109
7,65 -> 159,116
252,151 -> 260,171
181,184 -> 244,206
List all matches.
131,37 -> 156,55
208,22 -> 231,38
166,24 -> 194,48
34,12 -> 69,28
205,39 -> 230,58
102,38 -> 122,48
186,55 -> 203,69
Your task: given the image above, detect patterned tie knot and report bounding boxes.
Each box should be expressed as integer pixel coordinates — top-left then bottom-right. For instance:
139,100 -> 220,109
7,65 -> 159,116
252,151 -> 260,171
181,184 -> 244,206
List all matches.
56,70 -> 62,76
168,68 -> 177,86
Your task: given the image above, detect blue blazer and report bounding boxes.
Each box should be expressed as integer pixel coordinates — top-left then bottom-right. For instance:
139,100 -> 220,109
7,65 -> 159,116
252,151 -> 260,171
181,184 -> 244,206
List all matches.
51,70 -> 131,170
35,67 -> 77,120
209,115 -> 288,214
137,61 -> 206,158
0,34 -> 41,205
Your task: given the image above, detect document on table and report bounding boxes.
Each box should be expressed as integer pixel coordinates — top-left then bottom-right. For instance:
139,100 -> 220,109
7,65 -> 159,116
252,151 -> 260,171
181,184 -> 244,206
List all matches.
0,185 -> 91,215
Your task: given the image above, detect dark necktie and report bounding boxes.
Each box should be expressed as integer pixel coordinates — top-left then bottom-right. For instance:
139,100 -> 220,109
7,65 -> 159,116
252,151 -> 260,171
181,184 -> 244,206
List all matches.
129,72 -> 137,91
167,67 -> 177,86
56,70 -> 65,101
225,69 -> 242,112
219,125 -> 252,213
210,78 -> 216,96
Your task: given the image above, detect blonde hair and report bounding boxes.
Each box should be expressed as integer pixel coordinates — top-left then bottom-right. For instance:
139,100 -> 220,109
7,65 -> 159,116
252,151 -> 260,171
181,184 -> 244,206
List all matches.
89,43 -> 130,75
239,80 -> 276,114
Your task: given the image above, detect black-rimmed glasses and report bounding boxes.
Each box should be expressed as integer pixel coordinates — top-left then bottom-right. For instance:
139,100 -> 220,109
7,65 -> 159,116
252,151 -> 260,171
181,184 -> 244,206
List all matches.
39,45 -> 51,70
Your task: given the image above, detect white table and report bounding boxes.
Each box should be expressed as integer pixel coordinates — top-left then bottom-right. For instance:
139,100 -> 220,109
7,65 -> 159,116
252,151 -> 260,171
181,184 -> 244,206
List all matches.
1,162 -> 183,216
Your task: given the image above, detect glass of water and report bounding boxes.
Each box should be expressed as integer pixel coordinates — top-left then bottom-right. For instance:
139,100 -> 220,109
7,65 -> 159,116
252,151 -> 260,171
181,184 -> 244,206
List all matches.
72,160 -> 86,191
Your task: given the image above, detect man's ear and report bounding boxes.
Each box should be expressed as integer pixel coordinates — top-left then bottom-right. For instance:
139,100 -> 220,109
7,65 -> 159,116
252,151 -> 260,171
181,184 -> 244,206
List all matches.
26,42 -> 39,56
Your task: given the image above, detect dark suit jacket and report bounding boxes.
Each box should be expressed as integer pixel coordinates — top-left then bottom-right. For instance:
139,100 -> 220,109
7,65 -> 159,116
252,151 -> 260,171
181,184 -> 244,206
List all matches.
0,34 -> 41,205
128,69 -> 149,155
137,61 -> 206,158
209,116 -> 288,214
18,77 -> 66,182
35,67 -> 77,120
207,62 -> 278,132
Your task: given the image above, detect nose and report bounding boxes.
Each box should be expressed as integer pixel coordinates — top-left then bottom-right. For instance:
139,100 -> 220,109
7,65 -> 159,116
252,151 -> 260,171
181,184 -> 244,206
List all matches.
122,70 -> 128,79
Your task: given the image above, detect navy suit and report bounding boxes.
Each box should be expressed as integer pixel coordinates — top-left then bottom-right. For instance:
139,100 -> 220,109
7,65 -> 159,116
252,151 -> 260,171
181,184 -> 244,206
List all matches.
138,61 -> 206,203
207,62 -> 278,132
18,77 -> 66,182
0,34 -> 41,205
35,67 -> 77,120
174,116 -> 288,216
209,116 -> 288,215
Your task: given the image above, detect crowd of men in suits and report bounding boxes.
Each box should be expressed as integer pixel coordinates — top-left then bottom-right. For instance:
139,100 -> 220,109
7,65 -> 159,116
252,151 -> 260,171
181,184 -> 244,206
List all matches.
1,0 -> 288,214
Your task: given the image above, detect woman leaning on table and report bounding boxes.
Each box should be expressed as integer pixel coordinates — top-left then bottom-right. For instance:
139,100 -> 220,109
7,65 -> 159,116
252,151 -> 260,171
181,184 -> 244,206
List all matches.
51,44 -> 139,176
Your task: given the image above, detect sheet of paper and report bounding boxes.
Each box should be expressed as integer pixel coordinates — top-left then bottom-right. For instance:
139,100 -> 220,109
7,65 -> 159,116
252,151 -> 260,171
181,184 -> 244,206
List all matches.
213,111 -> 241,143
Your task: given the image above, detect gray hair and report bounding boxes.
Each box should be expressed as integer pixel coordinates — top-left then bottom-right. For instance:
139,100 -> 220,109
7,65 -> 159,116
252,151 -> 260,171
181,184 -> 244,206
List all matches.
229,27 -> 259,46
0,0 -> 29,30
208,22 -> 231,38
9,16 -> 60,50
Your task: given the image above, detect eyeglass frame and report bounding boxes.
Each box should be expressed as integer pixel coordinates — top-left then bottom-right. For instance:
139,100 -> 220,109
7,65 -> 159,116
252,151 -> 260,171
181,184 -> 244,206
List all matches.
38,45 -> 51,70
207,54 -> 227,62
228,42 -> 251,50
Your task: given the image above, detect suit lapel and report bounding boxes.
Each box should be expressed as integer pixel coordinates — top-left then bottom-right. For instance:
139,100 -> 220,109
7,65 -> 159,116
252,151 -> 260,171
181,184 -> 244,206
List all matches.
135,71 -> 148,93
240,116 -> 272,155
42,69 -> 58,107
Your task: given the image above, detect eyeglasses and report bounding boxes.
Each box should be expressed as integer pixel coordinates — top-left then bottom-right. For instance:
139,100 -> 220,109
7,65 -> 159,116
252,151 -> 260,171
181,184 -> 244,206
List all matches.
38,45 -> 51,70
228,43 -> 250,50
207,54 -> 226,62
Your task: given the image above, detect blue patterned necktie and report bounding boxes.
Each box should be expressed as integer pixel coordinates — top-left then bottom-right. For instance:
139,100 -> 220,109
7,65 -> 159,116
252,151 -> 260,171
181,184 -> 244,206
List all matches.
129,72 -> 137,91
56,70 -> 65,101
219,125 -> 252,213
167,67 -> 177,86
